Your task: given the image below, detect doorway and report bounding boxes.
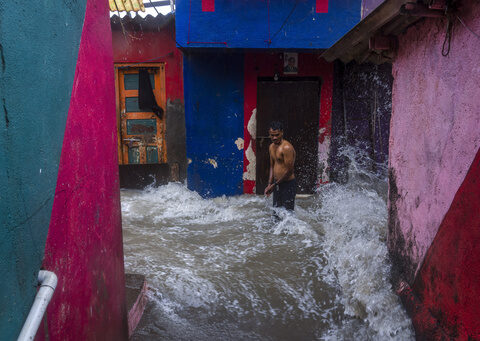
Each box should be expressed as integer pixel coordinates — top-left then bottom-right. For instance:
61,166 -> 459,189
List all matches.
115,63 -> 167,165
256,79 -> 321,194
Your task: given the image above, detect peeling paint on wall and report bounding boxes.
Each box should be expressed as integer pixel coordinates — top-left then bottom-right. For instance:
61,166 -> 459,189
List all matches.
243,142 -> 256,181
207,158 -> 218,168
234,137 -> 244,150
247,108 -> 256,139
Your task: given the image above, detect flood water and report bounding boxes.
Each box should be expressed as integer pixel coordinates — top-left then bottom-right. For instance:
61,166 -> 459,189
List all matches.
121,150 -> 414,340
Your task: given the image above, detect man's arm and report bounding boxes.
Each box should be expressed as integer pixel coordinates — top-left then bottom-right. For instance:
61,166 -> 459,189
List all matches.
264,145 -> 276,196
273,145 -> 295,184
268,145 -> 274,185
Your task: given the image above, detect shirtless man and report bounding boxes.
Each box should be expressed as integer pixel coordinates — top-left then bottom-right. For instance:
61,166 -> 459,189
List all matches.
264,121 -> 296,211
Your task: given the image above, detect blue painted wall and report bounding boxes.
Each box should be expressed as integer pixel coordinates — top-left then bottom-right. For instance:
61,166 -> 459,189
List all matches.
176,0 -> 361,49
184,52 -> 244,197
0,1 -> 85,339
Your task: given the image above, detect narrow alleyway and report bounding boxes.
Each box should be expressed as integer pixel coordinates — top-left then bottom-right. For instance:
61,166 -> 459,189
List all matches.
121,148 -> 414,340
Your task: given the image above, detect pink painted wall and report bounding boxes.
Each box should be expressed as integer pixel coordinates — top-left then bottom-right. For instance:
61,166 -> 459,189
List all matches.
40,0 -> 129,339
388,0 -> 480,283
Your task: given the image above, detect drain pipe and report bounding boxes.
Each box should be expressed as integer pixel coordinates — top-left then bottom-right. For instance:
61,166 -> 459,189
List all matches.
17,270 -> 58,341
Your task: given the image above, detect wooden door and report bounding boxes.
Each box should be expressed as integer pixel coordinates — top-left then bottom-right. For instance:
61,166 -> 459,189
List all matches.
115,64 -> 167,165
256,80 -> 320,194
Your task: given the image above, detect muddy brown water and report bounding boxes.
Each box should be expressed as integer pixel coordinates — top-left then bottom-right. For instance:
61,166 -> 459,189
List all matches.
121,155 -> 414,340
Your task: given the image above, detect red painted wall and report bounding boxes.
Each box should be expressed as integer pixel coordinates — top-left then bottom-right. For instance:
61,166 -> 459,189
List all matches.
112,20 -> 184,103
243,53 -> 333,194
411,147 -> 480,339
41,0 -> 129,339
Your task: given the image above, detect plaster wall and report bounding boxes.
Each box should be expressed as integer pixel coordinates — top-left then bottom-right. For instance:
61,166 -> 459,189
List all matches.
176,0 -> 361,49
388,0 -> 480,283
40,0 -> 128,339
0,1 -> 85,338
184,52 -> 244,197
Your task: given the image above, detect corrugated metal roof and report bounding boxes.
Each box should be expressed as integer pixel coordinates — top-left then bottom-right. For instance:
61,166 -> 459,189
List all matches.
109,0 -> 146,12
110,13 -> 174,31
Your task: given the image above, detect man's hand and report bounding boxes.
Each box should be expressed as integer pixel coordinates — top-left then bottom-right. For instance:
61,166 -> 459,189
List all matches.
264,183 -> 275,196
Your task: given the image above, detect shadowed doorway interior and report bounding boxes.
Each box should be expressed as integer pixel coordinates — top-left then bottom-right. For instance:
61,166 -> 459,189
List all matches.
256,78 -> 321,195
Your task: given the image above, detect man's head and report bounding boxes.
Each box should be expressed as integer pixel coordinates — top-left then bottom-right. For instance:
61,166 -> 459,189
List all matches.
269,121 -> 283,145
288,57 -> 295,67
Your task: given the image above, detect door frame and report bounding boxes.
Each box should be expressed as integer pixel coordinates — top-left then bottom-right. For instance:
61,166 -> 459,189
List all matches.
114,63 -> 167,165
243,53 -> 334,194
255,77 -> 322,194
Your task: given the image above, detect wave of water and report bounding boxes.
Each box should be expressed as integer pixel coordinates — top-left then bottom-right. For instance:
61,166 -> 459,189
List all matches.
121,148 -> 414,340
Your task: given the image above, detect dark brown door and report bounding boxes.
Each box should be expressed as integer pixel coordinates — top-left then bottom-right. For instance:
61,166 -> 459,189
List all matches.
256,80 -> 320,194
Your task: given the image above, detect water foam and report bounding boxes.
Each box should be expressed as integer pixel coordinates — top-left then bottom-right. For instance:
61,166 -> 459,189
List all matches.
121,148 -> 414,340
315,147 -> 414,340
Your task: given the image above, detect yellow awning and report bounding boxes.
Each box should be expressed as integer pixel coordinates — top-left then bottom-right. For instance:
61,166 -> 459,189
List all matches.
109,0 -> 146,12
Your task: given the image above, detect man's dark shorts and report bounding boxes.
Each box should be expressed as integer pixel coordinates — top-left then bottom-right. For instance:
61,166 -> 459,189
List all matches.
273,179 -> 296,211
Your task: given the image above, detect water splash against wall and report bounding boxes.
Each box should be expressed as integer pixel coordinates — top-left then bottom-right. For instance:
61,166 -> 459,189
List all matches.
121,147 -> 414,340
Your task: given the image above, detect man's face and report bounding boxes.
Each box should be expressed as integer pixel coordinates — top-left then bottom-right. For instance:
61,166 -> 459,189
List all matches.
269,128 -> 283,145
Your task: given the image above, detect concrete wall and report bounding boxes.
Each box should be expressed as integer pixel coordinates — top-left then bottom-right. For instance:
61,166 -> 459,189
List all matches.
112,17 -> 187,186
184,52 -> 244,197
329,61 -> 392,182
0,1 -> 86,339
388,0 -> 480,337
176,0 -> 362,49
40,0 -> 129,339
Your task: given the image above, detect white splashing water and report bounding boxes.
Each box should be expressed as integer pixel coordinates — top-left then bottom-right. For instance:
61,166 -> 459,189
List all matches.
121,148 -> 414,340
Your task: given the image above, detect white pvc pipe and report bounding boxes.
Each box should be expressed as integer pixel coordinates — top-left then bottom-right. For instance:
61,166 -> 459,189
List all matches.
17,271 -> 58,341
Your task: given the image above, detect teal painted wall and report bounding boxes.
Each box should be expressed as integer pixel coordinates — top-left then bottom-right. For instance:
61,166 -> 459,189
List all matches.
0,1 -> 86,339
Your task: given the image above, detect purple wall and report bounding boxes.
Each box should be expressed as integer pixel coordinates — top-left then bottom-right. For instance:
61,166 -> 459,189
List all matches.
361,0 -> 385,18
